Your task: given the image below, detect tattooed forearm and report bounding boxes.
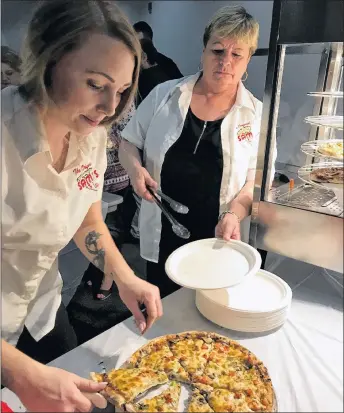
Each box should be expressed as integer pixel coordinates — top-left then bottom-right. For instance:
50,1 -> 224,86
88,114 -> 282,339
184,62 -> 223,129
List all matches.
85,230 -> 106,272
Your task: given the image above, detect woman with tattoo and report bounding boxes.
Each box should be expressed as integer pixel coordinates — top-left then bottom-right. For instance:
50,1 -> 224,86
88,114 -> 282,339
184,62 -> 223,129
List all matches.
1,1 -> 162,412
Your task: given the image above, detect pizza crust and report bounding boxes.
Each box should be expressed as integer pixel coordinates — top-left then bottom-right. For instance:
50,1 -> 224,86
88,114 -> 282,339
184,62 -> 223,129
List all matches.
90,368 -> 168,408
91,331 -> 277,412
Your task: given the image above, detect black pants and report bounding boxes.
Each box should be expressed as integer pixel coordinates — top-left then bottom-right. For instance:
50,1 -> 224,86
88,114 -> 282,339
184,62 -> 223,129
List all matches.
16,303 -> 78,365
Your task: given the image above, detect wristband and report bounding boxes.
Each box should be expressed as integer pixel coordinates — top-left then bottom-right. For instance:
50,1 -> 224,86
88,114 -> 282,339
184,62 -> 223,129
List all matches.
218,210 -> 240,223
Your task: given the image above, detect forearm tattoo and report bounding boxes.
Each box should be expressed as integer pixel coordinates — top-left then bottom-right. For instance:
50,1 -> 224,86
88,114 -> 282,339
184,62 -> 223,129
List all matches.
85,231 -> 105,273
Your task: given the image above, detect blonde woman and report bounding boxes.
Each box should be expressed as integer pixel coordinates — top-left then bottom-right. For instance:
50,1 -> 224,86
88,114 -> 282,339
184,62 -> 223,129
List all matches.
1,1 -> 162,411
1,46 -> 21,89
120,6 -> 276,298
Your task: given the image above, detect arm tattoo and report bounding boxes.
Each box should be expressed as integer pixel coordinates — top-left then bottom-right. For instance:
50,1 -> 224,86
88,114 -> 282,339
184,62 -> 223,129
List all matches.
85,231 -> 105,273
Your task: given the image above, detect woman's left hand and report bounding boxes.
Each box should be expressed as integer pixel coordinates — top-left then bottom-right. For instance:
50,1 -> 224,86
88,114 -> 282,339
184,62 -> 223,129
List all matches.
117,275 -> 163,334
215,213 -> 241,241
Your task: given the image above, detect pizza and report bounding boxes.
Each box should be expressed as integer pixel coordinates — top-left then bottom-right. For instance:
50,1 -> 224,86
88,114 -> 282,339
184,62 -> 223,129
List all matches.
91,331 -> 276,412
187,388 -> 214,412
166,332 -> 213,380
318,141 -> 343,159
127,336 -> 189,382
310,166 -> 344,184
90,368 -> 168,406
126,381 -> 181,412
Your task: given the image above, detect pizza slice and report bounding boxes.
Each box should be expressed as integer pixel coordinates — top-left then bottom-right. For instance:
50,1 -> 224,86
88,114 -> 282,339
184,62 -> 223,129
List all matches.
194,338 -> 261,389
193,337 -> 274,410
187,388 -> 214,413
318,142 -> 343,159
126,381 -> 181,412
167,332 -> 214,379
90,368 -> 168,407
207,388 -> 268,412
127,337 -> 190,382
192,386 -> 272,412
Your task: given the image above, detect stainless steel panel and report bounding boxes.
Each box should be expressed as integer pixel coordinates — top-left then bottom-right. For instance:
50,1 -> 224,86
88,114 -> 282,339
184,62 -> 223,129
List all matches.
250,0 -> 343,272
279,0 -> 344,44
270,181 -> 343,216
254,201 -> 343,273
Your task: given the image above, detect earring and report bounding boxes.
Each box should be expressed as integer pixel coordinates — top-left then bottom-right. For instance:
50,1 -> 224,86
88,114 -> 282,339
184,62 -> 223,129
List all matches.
242,71 -> 248,82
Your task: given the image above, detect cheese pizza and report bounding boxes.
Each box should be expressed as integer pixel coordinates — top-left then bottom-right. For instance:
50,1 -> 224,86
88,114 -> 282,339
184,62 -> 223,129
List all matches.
91,331 -> 276,412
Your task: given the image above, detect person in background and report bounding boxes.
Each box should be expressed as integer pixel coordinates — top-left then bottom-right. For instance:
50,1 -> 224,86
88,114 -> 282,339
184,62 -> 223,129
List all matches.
1,46 -> 21,89
120,6 -> 277,298
83,101 -> 136,300
138,38 -> 176,104
133,21 -> 183,80
1,1 -> 162,412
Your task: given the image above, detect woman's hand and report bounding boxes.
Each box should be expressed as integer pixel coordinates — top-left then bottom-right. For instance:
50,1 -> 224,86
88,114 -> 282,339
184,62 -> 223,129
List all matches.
117,275 -> 163,334
131,166 -> 158,202
13,363 -> 107,413
215,213 -> 241,241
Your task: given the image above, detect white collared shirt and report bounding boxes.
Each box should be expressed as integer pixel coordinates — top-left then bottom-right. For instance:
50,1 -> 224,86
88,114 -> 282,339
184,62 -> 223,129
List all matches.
1,86 -> 107,345
122,72 -> 275,263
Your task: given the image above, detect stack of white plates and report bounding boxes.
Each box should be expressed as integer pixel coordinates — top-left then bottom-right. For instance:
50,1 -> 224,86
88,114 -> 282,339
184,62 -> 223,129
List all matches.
196,270 -> 292,333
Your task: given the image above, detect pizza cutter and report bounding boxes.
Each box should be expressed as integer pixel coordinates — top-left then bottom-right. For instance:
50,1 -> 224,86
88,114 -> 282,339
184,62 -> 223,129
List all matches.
82,392 -> 108,409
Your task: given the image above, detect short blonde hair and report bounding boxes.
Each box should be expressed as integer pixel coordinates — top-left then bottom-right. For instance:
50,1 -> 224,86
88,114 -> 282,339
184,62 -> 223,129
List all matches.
203,5 -> 259,56
1,46 -> 22,72
19,0 -> 141,126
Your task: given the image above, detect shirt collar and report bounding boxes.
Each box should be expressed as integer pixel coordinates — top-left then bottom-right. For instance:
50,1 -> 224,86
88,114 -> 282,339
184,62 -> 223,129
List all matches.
175,72 -> 256,114
235,81 -> 256,113
5,86 -> 98,164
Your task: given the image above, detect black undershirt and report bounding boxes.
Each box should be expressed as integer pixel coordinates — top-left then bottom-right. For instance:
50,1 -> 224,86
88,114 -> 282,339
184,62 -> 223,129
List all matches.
159,107 -> 224,256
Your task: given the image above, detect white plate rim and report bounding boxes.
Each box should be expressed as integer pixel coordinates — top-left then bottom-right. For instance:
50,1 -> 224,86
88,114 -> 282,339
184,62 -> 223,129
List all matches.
197,269 -> 292,314
165,238 -> 262,290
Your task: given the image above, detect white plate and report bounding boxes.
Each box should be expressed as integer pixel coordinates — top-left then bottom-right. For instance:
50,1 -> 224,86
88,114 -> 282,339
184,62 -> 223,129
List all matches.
199,270 -> 292,313
195,270 -> 292,332
308,91 -> 343,98
304,115 -> 343,130
165,238 -> 261,290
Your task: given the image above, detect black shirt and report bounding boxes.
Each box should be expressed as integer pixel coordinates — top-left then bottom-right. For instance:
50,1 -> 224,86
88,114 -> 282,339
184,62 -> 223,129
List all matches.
156,52 -> 183,80
159,108 -> 224,254
138,65 -> 172,103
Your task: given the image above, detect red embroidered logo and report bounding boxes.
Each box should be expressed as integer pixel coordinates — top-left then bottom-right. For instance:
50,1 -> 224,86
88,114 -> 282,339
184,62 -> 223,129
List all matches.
73,163 -> 100,191
237,122 -> 253,142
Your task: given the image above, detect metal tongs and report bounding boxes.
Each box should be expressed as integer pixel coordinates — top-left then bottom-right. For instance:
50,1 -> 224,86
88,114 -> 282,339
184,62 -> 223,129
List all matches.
147,187 -> 190,239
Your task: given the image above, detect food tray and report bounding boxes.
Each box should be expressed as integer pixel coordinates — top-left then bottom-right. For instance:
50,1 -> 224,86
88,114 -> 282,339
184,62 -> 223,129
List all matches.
304,115 -> 343,130
298,161 -> 344,190
300,139 -> 343,160
307,91 -> 343,98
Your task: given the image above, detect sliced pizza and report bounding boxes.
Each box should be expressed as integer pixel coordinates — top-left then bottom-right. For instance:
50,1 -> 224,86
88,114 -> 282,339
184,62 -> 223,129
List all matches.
318,141 -> 343,159
197,337 -> 248,380
167,332 -> 214,379
193,335 -> 274,411
127,337 -> 190,382
207,388 -> 268,412
187,388 -> 214,413
126,381 -> 181,412
90,368 -> 168,407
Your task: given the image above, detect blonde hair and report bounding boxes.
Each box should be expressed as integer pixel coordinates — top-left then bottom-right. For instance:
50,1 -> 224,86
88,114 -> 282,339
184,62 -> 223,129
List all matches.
19,0 -> 141,126
203,5 -> 259,56
1,46 -> 22,72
